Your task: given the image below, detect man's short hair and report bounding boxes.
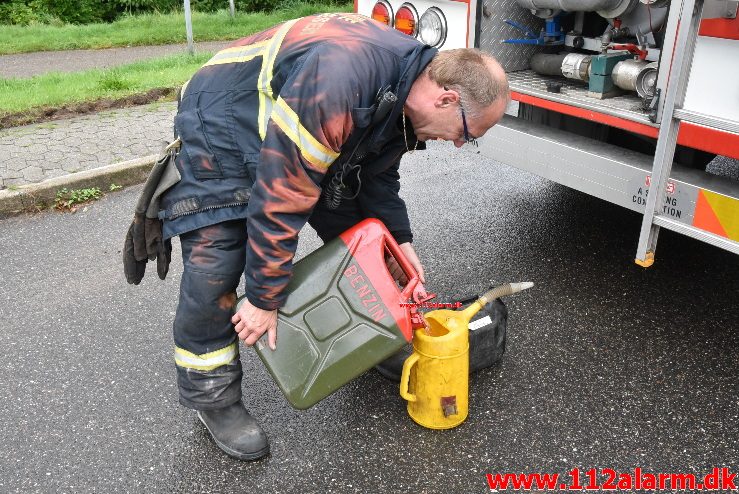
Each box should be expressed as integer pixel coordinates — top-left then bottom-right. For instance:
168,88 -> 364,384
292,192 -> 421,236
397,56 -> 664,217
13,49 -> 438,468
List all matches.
426,49 -> 508,117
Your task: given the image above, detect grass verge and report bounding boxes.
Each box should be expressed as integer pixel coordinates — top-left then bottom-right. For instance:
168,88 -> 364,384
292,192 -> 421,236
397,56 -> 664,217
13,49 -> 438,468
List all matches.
1,52 -> 210,113
0,53 -> 211,127
0,4 -> 351,55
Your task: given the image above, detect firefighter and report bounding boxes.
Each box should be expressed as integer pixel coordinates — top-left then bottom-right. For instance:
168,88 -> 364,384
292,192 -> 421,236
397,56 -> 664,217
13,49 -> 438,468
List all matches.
123,13 -> 509,461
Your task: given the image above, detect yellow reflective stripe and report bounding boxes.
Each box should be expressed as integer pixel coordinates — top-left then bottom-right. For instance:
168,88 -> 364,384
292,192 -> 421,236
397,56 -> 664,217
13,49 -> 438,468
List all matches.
174,343 -> 238,371
209,40 -> 269,57
202,40 -> 269,67
258,18 -> 300,140
271,97 -> 339,169
702,189 -> 739,240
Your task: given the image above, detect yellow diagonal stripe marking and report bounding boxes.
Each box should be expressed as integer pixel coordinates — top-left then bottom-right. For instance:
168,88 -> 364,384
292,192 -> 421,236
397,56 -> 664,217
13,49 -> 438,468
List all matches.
702,189 -> 739,241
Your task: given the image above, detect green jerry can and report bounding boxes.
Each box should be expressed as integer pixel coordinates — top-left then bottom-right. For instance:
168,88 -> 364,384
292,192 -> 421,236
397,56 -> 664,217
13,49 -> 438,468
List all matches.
236,218 -> 424,409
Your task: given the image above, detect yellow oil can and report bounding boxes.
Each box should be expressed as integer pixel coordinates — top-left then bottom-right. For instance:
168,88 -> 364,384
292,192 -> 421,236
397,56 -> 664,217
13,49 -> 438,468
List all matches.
400,283 -> 533,429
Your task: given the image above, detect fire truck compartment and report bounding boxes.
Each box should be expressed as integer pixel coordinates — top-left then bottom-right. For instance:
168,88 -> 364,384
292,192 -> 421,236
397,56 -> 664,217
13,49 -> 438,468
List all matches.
507,70 -> 656,125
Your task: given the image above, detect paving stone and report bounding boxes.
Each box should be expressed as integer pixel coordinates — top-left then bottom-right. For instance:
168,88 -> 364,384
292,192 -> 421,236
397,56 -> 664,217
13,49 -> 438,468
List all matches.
43,151 -> 67,162
78,144 -> 102,154
24,144 -> 48,155
45,169 -> 67,179
21,166 -> 45,182
61,164 -> 84,173
7,160 -> 28,172
5,177 -> 26,187
2,102 -> 175,186
13,137 -> 35,147
29,128 -> 52,136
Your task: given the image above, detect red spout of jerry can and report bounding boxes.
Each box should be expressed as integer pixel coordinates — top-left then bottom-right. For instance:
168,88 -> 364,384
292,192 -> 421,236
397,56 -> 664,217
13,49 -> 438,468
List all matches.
410,283 -> 436,329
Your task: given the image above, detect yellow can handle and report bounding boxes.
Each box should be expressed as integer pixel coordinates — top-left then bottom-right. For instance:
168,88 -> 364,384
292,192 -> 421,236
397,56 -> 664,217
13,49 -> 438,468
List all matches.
399,353 -> 420,402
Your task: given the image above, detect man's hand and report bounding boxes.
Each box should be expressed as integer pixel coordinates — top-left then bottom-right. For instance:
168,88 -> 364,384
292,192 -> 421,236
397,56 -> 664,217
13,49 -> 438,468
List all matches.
232,299 -> 278,350
386,242 -> 426,285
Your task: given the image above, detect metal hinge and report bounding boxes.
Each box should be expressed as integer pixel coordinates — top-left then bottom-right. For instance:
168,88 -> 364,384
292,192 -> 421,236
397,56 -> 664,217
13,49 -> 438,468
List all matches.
647,88 -> 661,123
724,0 -> 738,18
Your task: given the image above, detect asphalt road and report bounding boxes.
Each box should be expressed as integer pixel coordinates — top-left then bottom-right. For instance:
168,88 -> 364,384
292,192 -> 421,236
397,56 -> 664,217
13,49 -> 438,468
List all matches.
1,141 -> 737,493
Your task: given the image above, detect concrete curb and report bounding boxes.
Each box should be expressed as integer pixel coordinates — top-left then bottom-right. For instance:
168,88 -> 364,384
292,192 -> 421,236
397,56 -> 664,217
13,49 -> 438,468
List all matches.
0,154 -> 156,216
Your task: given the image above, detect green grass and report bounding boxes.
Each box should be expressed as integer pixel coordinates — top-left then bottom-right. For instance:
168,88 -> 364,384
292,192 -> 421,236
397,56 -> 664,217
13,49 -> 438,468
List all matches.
0,53 -> 212,114
0,4 -> 352,55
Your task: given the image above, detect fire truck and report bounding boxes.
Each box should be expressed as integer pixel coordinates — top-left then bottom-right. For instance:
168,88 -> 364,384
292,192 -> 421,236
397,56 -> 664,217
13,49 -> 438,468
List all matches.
355,0 -> 739,265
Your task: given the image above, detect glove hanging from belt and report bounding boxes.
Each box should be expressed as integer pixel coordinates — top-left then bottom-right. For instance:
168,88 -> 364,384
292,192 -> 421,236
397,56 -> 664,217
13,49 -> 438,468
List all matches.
123,139 -> 181,284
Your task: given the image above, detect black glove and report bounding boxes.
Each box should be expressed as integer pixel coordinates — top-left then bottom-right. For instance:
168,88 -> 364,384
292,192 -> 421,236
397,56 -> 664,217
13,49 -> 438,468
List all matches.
123,213 -> 171,284
122,139 -> 180,285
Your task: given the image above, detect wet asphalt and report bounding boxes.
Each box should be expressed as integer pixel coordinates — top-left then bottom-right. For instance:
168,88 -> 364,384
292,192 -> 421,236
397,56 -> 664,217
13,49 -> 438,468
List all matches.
0,141 -> 737,493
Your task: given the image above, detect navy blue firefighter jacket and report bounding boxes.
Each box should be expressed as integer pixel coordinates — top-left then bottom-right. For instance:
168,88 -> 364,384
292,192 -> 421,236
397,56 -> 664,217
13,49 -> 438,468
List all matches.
159,13 -> 437,310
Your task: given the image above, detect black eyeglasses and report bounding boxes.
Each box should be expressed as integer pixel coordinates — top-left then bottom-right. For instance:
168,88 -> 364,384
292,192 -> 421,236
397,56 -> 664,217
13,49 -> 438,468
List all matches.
460,106 -> 478,147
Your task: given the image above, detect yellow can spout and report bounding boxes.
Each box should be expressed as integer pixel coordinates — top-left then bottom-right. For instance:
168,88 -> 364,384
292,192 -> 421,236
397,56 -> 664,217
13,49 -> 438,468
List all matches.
426,282 -> 535,334
464,282 -> 535,318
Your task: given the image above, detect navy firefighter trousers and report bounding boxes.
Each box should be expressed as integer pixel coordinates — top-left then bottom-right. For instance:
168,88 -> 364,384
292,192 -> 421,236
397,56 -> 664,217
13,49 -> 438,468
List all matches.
174,196 -> 366,409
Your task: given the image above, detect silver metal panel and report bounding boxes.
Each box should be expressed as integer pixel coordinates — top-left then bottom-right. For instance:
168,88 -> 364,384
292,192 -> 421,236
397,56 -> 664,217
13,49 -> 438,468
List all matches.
479,115 -> 739,223
673,109 -> 739,134
724,0 -> 738,17
702,0 -> 738,18
477,0 -> 545,71
508,70 -> 657,124
654,216 -> 739,254
683,37 -> 739,123
650,0 -> 731,123
504,99 -> 521,116
481,115 -> 655,211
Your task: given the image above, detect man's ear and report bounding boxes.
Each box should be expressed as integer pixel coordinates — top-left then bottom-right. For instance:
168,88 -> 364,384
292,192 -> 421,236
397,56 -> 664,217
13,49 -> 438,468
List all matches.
436,88 -> 460,108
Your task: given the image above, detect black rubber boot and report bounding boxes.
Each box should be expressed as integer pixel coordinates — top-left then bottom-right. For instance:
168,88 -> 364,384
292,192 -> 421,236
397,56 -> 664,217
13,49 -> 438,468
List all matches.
197,402 -> 270,461
375,298 -> 508,382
